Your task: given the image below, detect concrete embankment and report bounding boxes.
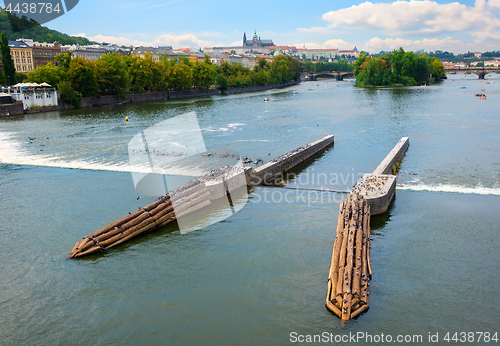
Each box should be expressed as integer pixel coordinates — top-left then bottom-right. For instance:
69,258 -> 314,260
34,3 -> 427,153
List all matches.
248,135 -> 335,186
355,137 -> 409,215
372,137 -> 410,175
0,103 -> 24,117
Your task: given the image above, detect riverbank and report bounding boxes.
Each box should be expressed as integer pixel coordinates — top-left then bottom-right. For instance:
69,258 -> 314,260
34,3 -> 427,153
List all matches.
0,80 -> 300,117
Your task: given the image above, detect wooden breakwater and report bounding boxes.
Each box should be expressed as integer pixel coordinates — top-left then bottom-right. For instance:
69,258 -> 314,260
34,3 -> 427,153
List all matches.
68,179 -> 210,258
68,135 -> 335,259
326,192 -> 371,320
325,137 -> 410,320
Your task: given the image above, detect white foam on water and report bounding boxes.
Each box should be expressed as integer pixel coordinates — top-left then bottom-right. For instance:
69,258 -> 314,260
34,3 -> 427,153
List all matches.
0,130 -> 207,175
234,139 -> 276,142
397,183 -> 500,196
204,126 -> 228,132
227,123 -> 246,128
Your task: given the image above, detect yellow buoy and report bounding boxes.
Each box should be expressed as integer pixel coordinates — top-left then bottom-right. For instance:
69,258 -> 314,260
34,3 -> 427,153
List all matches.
126,116 -> 129,122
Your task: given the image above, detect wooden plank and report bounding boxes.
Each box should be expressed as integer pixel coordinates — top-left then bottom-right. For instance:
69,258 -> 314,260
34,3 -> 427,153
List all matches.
327,201 -> 345,302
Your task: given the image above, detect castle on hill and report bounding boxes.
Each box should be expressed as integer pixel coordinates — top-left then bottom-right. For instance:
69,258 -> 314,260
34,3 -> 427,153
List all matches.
242,30 -> 274,48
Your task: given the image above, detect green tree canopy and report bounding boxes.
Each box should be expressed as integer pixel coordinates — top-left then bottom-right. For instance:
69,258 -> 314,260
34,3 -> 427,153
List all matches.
1,30 -> 16,84
27,62 -> 63,87
67,56 -> 98,97
354,48 -> 445,87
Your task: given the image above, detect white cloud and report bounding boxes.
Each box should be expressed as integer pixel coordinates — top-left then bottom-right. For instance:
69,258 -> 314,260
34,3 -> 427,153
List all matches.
292,39 -> 355,50
322,39 -> 350,49
489,0 -> 500,7
76,33 -> 213,48
294,42 -> 322,49
321,0 -> 500,36
363,36 -> 469,53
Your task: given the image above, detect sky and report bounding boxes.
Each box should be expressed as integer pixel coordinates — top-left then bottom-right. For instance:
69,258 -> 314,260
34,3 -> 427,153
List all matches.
42,0 -> 500,54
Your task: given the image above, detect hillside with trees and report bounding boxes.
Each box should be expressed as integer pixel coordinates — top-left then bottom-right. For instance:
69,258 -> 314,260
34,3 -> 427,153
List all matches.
0,8 -> 93,45
352,48 -> 446,87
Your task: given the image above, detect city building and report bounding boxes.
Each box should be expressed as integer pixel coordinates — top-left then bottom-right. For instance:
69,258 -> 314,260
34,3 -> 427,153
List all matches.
267,46 -> 297,55
155,46 -> 176,60
60,43 -> 107,60
339,48 -> 360,58
296,48 -> 339,60
3,84 -> 58,110
205,46 -> 273,55
8,40 -> 34,73
484,60 -> 500,67
205,30 -> 275,55
15,38 -> 62,68
131,47 -> 160,61
206,52 -> 229,65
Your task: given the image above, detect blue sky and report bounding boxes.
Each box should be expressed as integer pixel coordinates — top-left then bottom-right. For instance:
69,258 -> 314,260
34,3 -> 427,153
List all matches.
46,0 -> 500,53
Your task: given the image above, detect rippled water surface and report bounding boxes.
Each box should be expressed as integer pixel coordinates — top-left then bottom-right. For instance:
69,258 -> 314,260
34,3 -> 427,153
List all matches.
1,74 -> 499,345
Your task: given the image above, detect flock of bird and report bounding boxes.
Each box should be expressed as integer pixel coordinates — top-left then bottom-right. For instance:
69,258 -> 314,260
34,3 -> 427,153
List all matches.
131,149 -> 186,157
270,144 -> 312,164
353,175 -> 389,196
27,136 -> 49,151
131,147 -> 277,167
199,165 -> 246,183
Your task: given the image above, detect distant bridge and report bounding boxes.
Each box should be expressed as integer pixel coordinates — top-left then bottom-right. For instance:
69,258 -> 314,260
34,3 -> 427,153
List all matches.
302,71 -> 354,81
444,66 -> 500,79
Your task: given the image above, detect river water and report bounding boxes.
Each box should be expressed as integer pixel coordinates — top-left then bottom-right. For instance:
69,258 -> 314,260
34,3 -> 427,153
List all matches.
1,74 -> 499,345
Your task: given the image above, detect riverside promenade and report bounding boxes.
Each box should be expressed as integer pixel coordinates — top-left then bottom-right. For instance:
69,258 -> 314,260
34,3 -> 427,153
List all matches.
1,81 -> 300,117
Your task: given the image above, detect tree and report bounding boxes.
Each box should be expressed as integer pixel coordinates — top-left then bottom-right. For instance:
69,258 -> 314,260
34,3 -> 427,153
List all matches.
94,53 -> 129,96
401,51 -> 417,78
127,54 -> 155,92
192,56 -> 215,90
353,53 -> 369,76
415,56 -> 431,82
165,60 -> 192,91
1,31 -> 16,85
58,80 -> 82,107
215,73 -> 228,90
430,57 -> 446,79
353,48 -> 443,87
55,51 -> 73,71
67,56 -> 98,97
27,62 -> 64,87
391,47 -> 405,76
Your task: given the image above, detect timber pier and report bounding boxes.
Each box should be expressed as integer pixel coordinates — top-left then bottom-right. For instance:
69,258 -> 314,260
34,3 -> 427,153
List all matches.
325,137 -> 410,320
68,135 -> 335,258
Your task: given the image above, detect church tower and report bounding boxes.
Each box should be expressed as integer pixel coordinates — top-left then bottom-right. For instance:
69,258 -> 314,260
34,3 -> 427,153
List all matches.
243,32 -> 247,47
252,30 -> 259,47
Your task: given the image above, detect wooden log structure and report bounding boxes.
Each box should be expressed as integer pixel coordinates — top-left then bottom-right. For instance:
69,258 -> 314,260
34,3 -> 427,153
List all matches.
326,192 -> 371,320
68,179 -> 211,259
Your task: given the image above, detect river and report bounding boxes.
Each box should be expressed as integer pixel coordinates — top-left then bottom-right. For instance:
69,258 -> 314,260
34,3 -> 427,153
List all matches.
0,74 -> 499,345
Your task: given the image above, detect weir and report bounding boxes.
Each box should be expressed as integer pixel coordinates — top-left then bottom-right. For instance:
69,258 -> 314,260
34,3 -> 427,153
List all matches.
325,137 -> 410,321
68,135 -> 335,258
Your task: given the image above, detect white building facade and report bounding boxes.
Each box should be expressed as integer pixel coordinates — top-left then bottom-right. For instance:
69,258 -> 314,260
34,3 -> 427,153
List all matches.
4,87 -> 58,110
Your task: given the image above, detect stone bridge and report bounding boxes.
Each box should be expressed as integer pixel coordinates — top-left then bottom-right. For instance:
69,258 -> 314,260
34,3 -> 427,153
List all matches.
444,66 -> 500,79
302,71 -> 354,81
